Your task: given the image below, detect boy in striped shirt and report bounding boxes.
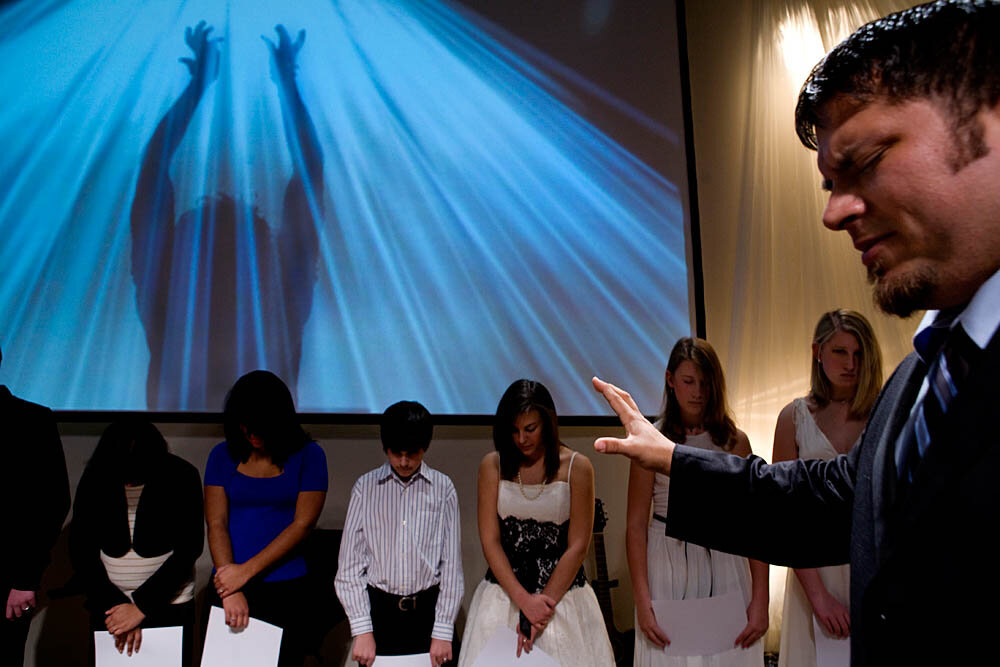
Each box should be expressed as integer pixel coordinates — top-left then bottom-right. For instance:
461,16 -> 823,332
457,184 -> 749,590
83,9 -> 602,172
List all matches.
336,401 -> 464,667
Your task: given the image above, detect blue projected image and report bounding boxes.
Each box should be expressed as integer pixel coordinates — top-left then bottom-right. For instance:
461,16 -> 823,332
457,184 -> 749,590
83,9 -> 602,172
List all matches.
0,0 -> 693,415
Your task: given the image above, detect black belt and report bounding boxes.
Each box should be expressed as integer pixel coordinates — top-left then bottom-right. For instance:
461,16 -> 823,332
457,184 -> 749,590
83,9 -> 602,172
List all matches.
652,512 -> 668,524
367,584 -> 439,612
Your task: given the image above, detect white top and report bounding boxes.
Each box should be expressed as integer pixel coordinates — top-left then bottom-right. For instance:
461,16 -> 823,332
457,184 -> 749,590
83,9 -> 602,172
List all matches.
100,485 -> 195,604
651,431 -> 721,517
792,398 -> 840,461
497,451 -> 577,523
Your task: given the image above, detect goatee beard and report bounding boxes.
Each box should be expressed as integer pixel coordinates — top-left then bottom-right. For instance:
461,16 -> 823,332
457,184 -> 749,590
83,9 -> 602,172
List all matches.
868,262 -> 935,318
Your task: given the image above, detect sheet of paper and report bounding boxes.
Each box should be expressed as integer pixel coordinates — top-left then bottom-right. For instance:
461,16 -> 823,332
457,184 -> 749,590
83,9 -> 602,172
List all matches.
199,606 -> 283,667
813,617 -> 850,667
94,626 -> 183,667
469,627 -> 559,667
651,591 -> 747,656
372,654 -> 431,666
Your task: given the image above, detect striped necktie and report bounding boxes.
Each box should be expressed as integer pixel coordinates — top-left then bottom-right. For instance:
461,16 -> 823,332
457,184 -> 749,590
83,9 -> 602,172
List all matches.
895,322 -> 979,485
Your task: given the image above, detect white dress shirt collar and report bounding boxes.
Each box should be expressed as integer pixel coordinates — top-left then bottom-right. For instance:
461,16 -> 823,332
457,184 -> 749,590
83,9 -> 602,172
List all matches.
377,460 -> 431,486
912,266 -> 1000,352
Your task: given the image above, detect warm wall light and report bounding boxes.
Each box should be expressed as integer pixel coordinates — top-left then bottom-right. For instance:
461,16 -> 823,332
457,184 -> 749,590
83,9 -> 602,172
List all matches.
777,7 -> 826,87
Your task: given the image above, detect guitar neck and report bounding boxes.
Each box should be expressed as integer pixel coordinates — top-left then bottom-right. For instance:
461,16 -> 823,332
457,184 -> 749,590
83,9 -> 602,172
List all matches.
592,532 -> 616,632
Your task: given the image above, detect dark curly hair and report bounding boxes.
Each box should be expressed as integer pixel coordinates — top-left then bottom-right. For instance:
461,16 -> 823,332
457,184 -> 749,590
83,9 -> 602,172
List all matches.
795,0 -> 1000,166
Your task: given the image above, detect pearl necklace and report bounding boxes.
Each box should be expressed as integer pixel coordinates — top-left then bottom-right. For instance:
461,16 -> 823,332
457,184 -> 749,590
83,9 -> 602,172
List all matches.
516,470 -> 546,501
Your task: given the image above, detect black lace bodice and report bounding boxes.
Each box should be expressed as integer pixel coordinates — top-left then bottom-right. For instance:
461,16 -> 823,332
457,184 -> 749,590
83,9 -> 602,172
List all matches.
484,514 -> 587,593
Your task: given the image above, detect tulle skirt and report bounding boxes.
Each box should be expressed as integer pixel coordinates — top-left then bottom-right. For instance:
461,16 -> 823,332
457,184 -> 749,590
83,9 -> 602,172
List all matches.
458,579 -> 615,666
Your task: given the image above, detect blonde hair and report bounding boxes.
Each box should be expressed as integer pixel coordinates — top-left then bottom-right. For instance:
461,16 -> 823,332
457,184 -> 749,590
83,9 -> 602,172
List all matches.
810,309 -> 883,420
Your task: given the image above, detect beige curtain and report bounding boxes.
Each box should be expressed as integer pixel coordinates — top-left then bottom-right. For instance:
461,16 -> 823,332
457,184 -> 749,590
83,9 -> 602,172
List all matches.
684,0 -> 920,652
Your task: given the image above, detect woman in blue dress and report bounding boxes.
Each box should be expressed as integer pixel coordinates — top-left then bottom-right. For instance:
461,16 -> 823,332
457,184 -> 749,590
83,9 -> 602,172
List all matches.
204,370 -> 328,667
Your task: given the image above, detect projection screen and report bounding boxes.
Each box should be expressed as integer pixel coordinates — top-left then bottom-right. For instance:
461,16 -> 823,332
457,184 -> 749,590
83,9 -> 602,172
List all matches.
0,0 -> 698,415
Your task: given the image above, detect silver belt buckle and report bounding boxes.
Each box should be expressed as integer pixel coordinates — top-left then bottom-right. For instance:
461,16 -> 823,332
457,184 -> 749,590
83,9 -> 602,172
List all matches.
397,594 -> 417,611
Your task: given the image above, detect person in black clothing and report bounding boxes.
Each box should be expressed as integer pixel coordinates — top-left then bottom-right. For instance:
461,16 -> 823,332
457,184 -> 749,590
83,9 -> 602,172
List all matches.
130,22 -> 325,410
1,344 -> 70,666
69,420 -> 203,665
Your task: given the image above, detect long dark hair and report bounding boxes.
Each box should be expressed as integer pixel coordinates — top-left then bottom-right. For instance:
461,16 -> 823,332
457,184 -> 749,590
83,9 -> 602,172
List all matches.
223,370 -> 310,467
493,379 -> 561,482
86,420 -> 169,486
657,337 -> 738,451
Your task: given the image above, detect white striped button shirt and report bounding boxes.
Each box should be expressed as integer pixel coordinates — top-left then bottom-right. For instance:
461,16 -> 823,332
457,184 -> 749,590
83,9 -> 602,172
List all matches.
335,462 -> 464,641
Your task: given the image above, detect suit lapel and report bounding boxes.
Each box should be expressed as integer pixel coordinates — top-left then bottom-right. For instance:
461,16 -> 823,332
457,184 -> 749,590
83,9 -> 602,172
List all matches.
869,353 -> 925,564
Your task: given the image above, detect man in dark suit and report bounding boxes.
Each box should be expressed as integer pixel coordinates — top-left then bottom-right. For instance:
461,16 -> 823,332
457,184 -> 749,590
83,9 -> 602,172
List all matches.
1,345 -> 71,665
592,2 -> 1000,664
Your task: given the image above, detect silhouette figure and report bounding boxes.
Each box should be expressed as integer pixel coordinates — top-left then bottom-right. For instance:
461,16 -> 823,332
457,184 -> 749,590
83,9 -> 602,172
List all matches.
130,23 -> 323,410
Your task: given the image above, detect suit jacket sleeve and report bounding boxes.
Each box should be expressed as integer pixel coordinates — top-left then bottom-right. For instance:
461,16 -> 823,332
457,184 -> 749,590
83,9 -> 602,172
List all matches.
10,405 -> 70,590
665,442 -> 859,568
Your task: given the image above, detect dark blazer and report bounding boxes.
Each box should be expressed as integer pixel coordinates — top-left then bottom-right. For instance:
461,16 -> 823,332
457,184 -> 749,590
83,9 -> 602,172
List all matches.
0,386 -> 70,592
664,329 -> 1000,666
69,453 -> 203,614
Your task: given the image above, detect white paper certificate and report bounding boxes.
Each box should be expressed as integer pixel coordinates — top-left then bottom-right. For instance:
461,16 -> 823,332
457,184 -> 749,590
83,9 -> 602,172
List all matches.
813,616 -> 850,667
94,626 -> 183,667
199,606 -> 283,667
651,591 -> 747,656
372,654 -> 431,666
469,627 -> 559,667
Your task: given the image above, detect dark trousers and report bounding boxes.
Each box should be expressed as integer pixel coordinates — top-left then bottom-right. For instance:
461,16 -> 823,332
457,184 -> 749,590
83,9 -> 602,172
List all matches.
367,584 -> 440,656
0,613 -> 30,667
207,576 -> 312,667
88,600 -> 195,667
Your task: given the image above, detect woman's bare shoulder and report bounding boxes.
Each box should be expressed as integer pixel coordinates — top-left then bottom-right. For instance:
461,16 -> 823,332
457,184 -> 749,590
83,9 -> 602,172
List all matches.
479,450 -> 500,473
561,446 -> 594,482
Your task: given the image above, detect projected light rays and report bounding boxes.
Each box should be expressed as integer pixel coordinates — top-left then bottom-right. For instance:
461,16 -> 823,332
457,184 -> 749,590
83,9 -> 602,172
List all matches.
0,0 -> 689,414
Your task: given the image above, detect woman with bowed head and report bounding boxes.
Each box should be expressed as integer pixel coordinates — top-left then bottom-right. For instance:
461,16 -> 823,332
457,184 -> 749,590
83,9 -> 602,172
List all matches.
204,370 -> 328,667
69,420 -> 203,666
774,310 -> 882,667
627,337 -> 768,666
458,379 -> 614,666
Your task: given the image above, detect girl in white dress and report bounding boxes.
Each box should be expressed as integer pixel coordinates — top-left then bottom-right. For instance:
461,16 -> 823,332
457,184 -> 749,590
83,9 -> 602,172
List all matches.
773,309 -> 883,667
459,379 -> 614,666
627,337 -> 768,666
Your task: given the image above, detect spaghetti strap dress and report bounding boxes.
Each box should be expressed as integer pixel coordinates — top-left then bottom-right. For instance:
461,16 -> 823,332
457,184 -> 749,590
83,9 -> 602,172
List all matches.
459,452 -> 614,666
777,398 -> 851,667
634,431 -> 763,667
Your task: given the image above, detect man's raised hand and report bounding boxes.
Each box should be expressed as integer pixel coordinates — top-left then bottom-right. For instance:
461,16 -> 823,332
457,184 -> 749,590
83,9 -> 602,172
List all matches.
592,377 -> 675,475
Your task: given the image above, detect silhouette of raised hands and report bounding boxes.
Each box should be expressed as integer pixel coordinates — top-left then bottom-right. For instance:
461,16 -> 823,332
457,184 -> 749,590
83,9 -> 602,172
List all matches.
180,21 -> 221,93
263,24 -> 306,86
